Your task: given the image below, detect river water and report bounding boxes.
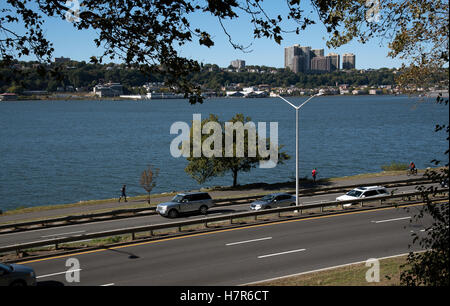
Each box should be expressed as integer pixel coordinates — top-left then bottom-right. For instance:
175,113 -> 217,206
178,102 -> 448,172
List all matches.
0,95 -> 448,211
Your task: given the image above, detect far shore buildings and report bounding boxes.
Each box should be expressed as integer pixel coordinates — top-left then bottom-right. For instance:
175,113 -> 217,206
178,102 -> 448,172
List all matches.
310,56 -> 331,72
93,82 -> 123,97
284,45 -> 353,73
327,52 -> 340,71
230,59 -> 246,70
0,93 -> 18,101
226,86 -> 268,98
54,56 -> 71,64
342,53 -> 356,69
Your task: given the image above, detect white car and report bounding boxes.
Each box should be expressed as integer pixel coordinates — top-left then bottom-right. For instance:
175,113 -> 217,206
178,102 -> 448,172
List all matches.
336,186 -> 388,208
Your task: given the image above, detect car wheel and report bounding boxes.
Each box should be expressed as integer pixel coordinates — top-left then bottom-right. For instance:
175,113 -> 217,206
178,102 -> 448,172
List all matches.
265,206 -> 271,210
168,209 -> 179,218
199,205 -> 208,215
290,203 -> 296,207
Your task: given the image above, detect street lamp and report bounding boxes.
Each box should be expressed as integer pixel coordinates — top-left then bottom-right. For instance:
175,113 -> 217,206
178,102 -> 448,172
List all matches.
277,93 -> 323,206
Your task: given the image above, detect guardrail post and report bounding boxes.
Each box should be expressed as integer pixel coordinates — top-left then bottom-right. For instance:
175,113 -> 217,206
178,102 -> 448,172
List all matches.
132,232 -> 135,240
360,201 -> 363,208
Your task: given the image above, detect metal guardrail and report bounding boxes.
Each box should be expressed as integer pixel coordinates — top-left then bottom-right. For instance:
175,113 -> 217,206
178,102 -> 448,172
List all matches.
0,177 -> 433,233
0,188 -> 447,256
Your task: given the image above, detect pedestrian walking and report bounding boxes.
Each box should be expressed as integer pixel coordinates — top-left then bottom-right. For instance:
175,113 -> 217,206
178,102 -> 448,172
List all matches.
119,184 -> 127,202
312,168 -> 317,183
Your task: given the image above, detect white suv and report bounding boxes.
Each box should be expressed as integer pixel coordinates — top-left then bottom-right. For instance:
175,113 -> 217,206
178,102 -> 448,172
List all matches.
336,186 -> 388,208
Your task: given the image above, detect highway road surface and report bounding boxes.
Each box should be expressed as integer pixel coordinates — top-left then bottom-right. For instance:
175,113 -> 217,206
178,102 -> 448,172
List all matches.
17,201 -> 432,286
0,184 -> 427,247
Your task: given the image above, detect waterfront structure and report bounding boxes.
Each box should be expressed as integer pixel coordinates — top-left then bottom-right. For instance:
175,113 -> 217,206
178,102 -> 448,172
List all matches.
226,87 -> 267,98
369,89 -> 382,95
0,93 -> 18,101
231,59 -> 246,70
93,82 -> 123,97
327,53 -> 340,71
342,53 -> 356,69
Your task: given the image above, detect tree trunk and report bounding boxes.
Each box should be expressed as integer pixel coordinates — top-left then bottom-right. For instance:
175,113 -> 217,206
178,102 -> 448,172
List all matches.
148,192 -> 151,205
232,169 -> 238,187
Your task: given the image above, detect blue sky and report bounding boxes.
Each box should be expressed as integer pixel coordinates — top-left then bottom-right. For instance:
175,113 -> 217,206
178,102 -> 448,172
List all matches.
3,1 -> 405,69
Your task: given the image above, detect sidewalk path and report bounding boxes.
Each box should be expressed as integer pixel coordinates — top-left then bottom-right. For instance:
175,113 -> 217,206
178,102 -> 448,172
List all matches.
0,173 -> 421,224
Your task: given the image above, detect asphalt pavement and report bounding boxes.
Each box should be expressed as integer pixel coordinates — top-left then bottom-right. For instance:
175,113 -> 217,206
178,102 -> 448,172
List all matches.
0,182 -> 424,246
0,173 -> 424,225
20,202 -> 431,286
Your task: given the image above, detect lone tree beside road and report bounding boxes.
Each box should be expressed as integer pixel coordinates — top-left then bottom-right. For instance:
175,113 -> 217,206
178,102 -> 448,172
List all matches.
184,113 -> 290,187
140,164 -> 160,205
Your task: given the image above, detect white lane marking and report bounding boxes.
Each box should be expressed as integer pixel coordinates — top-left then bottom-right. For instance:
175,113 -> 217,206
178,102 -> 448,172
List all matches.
41,230 -> 86,238
371,216 -> 411,224
241,252 -> 413,285
36,269 -> 82,279
258,248 -> 306,259
410,229 -> 426,233
100,283 -> 115,286
226,237 -> 272,246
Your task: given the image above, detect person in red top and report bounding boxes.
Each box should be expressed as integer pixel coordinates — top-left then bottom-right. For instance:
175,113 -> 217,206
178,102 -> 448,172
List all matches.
409,161 -> 417,175
312,168 -> 317,183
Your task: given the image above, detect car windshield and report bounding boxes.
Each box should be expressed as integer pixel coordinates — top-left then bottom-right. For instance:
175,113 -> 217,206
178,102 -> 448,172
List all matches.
261,195 -> 274,201
346,190 -> 363,197
172,195 -> 184,203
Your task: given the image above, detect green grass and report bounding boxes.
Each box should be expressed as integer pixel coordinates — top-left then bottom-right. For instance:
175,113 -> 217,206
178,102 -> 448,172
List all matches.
381,162 -> 409,171
251,255 -> 411,286
1,167 -> 437,223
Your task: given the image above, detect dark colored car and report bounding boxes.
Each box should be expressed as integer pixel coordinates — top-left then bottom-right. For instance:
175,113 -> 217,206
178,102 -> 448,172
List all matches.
249,193 -> 296,210
0,263 -> 36,286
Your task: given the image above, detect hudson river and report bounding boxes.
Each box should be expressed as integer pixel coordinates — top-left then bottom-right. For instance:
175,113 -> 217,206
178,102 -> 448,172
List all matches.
0,95 -> 448,211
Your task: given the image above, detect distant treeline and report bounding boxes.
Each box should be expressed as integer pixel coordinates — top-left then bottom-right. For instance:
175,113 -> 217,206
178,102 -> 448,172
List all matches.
0,61 -> 447,94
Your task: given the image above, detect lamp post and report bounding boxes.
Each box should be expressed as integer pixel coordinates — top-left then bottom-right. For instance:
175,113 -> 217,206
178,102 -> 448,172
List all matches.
277,93 -> 322,206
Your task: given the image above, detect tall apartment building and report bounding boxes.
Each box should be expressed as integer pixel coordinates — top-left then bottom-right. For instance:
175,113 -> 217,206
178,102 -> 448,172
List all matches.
231,59 -> 246,69
285,44 -> 350,73
342,53 -> 356,69
311,49 -> 324,57
284,45 -> 311,73
310,56 -> 332,72
327,53 -> 340,71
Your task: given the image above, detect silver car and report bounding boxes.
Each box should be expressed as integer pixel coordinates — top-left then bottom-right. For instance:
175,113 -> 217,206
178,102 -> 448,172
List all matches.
250,193 -> 296,210
0,263 -> 37,286
156,192 -> 214,218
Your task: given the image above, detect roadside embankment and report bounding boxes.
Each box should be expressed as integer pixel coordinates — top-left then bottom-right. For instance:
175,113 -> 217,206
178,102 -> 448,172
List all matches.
0,170 -> 425,225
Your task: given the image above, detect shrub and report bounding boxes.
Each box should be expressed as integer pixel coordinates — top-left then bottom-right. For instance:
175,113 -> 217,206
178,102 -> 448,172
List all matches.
381,162 -> 409,171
